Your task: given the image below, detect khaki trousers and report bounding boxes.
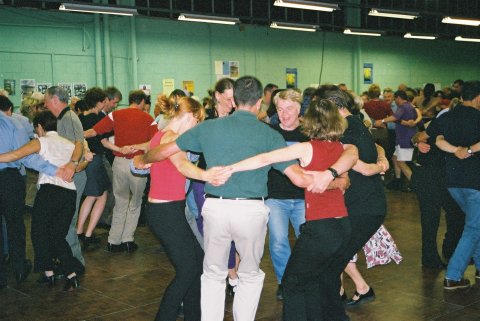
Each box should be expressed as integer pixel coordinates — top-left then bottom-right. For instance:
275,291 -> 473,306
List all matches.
201,198 -> 269,321
108,157 -> 147,244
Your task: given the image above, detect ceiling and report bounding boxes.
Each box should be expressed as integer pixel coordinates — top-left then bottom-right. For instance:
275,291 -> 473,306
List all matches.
3,0 -> 480,39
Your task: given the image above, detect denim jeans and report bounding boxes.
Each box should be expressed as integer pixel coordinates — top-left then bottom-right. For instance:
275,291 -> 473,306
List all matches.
266,198 -> 305,284
446,188 -> 480,281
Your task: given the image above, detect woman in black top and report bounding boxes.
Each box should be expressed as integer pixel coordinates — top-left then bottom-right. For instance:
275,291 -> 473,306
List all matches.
315,85 -> 389,321
77,88 -> 111,247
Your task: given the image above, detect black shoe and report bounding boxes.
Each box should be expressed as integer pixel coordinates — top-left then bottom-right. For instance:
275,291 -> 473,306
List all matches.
276,284 -> 284,300
37,274 -> 55,286
341,292 -> 348,304
86,234 -> 101,244
346,287 -> 376,307
444,278 -> 470,290
123,241 -> 138,253
77,233 -> 85,243
83,234 -> 101,249
15,260 -> 32,284
106,242 -> 124,253
2,254 -> 9,265
63,276 -> 79,291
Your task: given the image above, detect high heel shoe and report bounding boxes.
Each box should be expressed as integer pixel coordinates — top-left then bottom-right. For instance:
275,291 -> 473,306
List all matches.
37,274 -> 56,286
63,276 -> 80,291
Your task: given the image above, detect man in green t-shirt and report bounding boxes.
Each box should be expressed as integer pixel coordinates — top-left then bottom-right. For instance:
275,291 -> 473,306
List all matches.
137,76 -> 355,321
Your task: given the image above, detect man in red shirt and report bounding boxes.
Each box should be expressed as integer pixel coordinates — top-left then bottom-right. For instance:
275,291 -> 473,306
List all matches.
85,90 -> 157,252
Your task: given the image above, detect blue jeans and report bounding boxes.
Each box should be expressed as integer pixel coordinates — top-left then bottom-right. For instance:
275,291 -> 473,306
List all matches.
446,188 -> 480,281
266,198 -> 305,283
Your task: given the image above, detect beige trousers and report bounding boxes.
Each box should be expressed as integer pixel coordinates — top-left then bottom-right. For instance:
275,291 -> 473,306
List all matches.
108,156 -> 147,244
201,198 -> 269,321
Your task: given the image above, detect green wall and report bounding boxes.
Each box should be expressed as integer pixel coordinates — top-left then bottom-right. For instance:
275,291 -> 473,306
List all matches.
1,6 -> 479,110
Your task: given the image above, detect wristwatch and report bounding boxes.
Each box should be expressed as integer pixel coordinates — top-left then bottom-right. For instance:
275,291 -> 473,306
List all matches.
70,160 -> 80,166
327,167 -> 339,180
468,146 -> 473,155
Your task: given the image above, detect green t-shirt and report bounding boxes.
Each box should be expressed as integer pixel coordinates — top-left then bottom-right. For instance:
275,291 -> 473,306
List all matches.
177,110 -> 295,198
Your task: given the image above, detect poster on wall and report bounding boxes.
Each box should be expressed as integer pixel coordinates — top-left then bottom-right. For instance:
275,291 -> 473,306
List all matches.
4,79 -> 15,95
162,79 -> 175,96
286,68 -> 298,89
20,79 -> 36,99
183,81 -> 194,95
58,83 -> 73,100
363,63 -> 373,84
139,84 -> 151,96
214,60 -> 240,80
37,83 -> 51,95
73,83 -> 87,99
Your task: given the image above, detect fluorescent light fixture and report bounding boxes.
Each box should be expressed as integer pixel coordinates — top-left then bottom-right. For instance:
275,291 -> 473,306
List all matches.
404,32 -> 437,40
344,28 -> 383,37
273,0 -> 339,12
178,13 -> 240,25
270,22 -> 319,32
368,8 -> 419,20
59,2 -> 138,16
455,36 -> 480,43
442,16 -> 480,27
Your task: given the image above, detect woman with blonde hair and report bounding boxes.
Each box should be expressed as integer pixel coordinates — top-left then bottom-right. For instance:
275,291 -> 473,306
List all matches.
140,96 -> 220,321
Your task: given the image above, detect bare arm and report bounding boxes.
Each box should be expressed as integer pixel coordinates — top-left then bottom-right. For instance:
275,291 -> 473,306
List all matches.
437,135 -> 480,159
84,128 -> 97,138
230,142 -> 310,174
143,141 -> 181,164
283,164 -> 313,188
352,144 -> 388,176
169,152 -> 231,186
101,138 -> 122,153
0,139 -> 40,162
305,144 -> 358,193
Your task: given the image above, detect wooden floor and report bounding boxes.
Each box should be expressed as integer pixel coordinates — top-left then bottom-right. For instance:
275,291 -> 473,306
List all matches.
1,190 -> 480,321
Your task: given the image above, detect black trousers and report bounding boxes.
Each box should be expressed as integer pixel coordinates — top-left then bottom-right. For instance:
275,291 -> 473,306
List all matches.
324,211 -> 385,321
147,201 -> 204,321
411,165 -> 465,264
282,217 -> 351,321
31,184 -> 83,275
0,168 -> 27,278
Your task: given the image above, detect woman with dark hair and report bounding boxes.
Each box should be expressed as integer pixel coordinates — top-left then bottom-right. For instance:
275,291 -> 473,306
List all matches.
227,98 -> 357,321
0,110 -> 85,291
312,85 -> 390,320
413,83 -> 441,121
76,87 -> 111,248
189,78 -> 240,295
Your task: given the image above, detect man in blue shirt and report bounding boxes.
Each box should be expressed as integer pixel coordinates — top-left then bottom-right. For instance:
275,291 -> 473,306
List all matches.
0,107 -> 62,288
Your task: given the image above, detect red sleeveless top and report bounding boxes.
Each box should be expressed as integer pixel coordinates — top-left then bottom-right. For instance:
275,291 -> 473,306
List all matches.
148,131 -> 186,201
303,140 -> 348,221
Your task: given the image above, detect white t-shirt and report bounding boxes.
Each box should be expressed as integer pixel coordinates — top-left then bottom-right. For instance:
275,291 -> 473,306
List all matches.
37,131 -> 76,190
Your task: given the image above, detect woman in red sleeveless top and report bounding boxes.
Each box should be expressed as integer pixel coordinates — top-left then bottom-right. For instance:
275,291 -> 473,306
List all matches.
229,99 -> 356,321
140,96 -> 213,321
